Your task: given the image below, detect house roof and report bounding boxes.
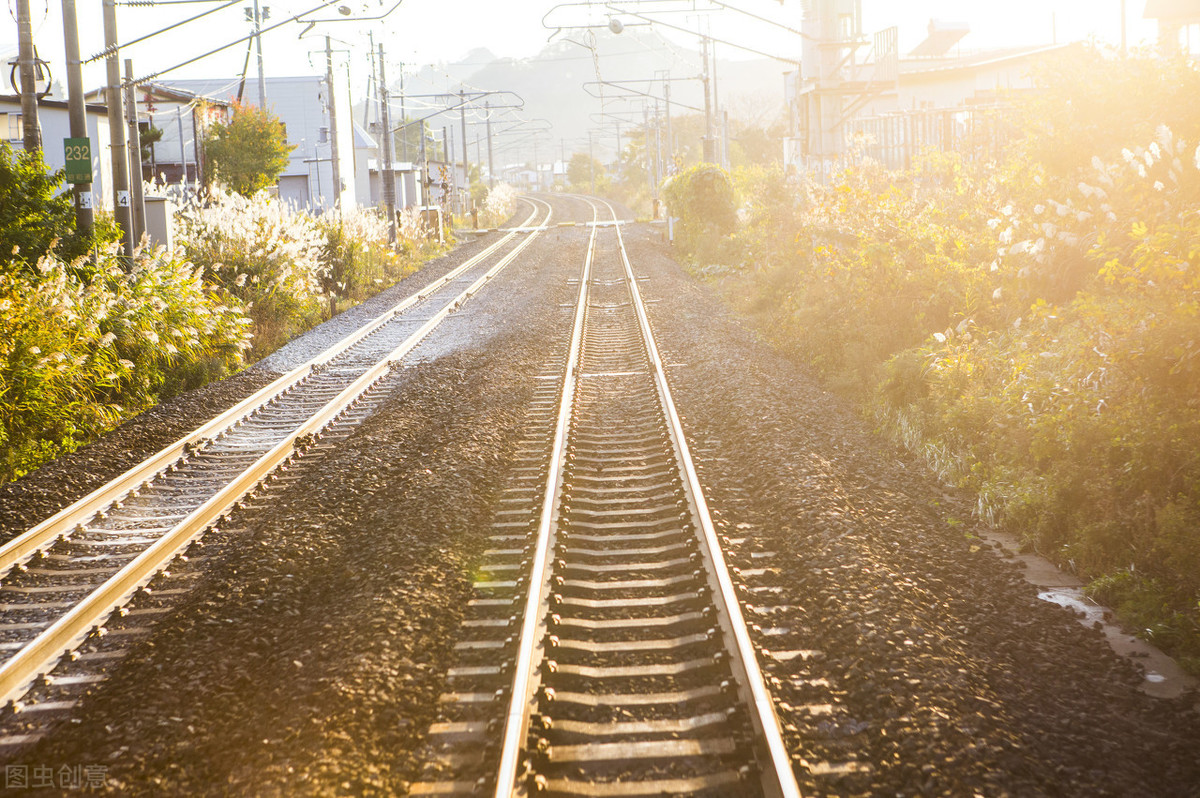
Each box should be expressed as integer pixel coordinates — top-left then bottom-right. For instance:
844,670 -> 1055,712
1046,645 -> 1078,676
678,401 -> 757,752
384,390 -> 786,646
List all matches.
84,82 -> 232,107
353,120 -> 376,150
0,94 -> 107,114
1144,0 -> 1200,20
899,43 -> 1073,81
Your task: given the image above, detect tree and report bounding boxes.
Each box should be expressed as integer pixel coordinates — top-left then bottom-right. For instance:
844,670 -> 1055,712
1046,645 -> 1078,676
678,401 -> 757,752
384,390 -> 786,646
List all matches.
567,152 -> 607,193
0,142 -> 117,275
202,103 -> 294,196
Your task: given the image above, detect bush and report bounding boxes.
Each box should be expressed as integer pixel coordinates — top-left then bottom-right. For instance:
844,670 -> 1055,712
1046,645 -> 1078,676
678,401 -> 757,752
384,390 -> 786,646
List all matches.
662,164 -> 738,265
694,50 -> 1200,671
316,205 -> 435,315
0,142 -> 120,276
477,184 -> 518,228
0,247 -> 250,481
177,190 -> 328,359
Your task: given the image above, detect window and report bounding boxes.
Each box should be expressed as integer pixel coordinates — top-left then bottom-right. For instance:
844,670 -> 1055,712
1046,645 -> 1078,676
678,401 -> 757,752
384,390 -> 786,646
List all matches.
0,113 -> 22,142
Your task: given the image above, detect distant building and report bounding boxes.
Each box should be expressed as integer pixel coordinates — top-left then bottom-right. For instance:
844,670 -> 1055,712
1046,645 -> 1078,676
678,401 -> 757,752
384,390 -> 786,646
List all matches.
352,119 -> 424,210
158,75 -> 356,211
786,1 -> 1069,175
1144,0 -> 1200,52
127,83 -> 232,190
0,94 -> 114,207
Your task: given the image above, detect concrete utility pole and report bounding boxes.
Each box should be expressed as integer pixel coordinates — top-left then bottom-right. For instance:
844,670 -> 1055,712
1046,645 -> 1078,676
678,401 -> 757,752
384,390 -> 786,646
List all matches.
124,59 -> 145,242
701,36 -> 715,162
102,0 -> 134,258
325,36 -> 342,209
711,37 -> 722,165
485,100 -> 495,189
663,78 -> 672,167
251,0 -> 267,106
398,63 -> 407,161
418,119 -> 427,204
61,0 -> 92,232
377,44 -> 396,244
459,90 -> 468,212
15,0 -> 42,152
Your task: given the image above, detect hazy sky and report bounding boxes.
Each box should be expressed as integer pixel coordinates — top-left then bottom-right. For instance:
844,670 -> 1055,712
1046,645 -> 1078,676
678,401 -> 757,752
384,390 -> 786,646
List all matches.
1,1 -> 1160,99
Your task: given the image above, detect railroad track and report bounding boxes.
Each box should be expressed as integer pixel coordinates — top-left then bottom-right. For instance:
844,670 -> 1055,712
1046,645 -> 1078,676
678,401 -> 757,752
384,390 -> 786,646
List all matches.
0,197 -> 553,737
413,197 -> 800,797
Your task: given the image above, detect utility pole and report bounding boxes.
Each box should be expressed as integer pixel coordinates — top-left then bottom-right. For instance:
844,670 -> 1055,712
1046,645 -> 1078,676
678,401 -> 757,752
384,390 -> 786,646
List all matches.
643,105 -> 654,197
663,77 -> 673,169
459,90 -> 468,213
124,59 -> 145,242
418,120 -> 428,204
701,36 -> 715,162
15,0 -> 42,152
485,100 -> 495,189
102,0 -> 134,258
711,37 -> 722,166
588,130 -> 594,194
251,0 -> 267,107
377,44 -> 396,244
398,64 -> 407,161
61,0 -> 92,232
325,36 -> 342,210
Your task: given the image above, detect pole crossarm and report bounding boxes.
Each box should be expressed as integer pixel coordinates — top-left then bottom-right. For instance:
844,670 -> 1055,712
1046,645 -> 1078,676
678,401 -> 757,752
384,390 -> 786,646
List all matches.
541,0 -> 801,65
388,90 -> 525,126
582,79 -> 703,112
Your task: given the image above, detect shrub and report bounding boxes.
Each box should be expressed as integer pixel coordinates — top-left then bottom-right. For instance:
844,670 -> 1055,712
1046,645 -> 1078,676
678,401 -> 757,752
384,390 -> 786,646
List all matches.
691,50 -> 1200,670
478,183 -> 518,228
177,190 -> 327,359
662,164 -> 738,265
316,205 -> 433,315
0,247 -> 250,481
0,142 -> 120,276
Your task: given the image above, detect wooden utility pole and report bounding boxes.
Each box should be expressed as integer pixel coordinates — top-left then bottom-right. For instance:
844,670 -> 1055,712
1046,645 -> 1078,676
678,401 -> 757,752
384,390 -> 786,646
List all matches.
61,0 -> 92,232
15,0 -> 42,153
102,0 -> 135,258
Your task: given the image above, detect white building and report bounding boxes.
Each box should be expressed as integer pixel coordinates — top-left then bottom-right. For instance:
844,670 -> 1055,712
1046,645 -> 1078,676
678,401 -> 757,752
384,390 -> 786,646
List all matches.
0,94 -> 114,208
787,2 -> 1071,175
131,83 -> 231,190
161,75 -> 356,211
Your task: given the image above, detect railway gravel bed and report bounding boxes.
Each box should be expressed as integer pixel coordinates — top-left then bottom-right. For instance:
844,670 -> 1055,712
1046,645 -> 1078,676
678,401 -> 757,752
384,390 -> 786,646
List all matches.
623,224 -> 1200,796
7,227 -> 583,795
0,230 -> 502,546
7,212 -> 1199,796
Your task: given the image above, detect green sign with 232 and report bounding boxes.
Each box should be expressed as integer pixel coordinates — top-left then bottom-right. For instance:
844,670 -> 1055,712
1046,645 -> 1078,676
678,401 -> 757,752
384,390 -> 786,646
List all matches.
64,137 -> 92,184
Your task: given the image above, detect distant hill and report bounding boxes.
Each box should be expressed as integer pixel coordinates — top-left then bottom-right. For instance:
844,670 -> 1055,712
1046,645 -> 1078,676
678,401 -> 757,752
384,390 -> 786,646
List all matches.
382,28 -> 786,168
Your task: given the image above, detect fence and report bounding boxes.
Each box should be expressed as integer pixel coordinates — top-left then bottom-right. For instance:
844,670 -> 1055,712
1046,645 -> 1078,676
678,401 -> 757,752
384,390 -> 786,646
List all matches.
845,105 -> 1016,171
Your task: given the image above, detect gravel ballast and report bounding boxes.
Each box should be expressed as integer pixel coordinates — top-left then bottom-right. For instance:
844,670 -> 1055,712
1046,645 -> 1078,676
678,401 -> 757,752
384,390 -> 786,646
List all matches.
9,216 -> 586,795
5,206 -> 1198,796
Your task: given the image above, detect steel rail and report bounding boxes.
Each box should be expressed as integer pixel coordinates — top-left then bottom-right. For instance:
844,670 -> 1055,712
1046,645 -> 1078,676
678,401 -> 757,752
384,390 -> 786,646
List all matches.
0,200 -> 544,581
494,198 -> 599,797
603,198 -> 800,797
0,198 -> 552,710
